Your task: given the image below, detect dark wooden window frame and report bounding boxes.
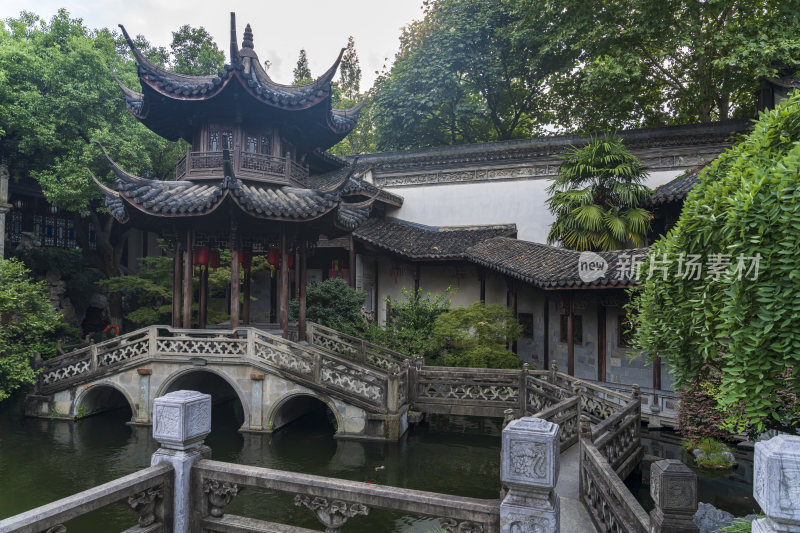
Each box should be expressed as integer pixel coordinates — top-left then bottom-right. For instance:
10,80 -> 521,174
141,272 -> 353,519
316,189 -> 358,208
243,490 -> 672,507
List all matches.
559,314 -> 583,345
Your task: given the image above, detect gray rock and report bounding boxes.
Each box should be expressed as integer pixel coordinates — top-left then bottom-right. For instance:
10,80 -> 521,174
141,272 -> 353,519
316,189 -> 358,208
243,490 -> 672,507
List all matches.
694,502 -> 734,533
721,451 -> 738,466
693,448 -> 705,458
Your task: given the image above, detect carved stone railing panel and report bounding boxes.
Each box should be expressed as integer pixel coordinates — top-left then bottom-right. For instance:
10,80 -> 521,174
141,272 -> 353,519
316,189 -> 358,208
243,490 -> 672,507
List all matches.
320,357 -> 385,404
533,396 -> 580,450
307,322 -> 409,372
193,459 -> 499,533
39,347 -> 93,387
594,403 -> 641,476
525,375 -> 568,414
580,437 -> 649,533
156,333 -> 247,357
415,369 -> 520,407
252,337 -> 314,376
0,464 -> 173,533
98,334 -> 151,367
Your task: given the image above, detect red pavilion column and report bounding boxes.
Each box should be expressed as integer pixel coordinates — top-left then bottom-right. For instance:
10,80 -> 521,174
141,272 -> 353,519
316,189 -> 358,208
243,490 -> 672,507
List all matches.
280,229 -> 289,338
182,230 -> 193,329
172,236 -> 182,328
298,242 -> 308,341
230,227 -> 240,329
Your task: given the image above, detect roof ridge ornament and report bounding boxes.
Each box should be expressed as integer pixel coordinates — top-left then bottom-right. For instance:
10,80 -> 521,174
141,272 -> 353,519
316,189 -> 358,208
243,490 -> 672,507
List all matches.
314,157 -> 360,194
242,24 -> 254,49
229,12 -> 240,68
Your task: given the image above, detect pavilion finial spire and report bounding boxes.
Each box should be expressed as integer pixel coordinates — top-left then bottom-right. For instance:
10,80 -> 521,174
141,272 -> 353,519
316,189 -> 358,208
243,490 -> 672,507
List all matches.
242,24 -> 253,49
229,12 -> 240,67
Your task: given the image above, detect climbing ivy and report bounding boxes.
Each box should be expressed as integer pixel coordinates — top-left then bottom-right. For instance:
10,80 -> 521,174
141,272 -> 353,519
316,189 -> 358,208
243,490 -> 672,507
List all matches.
627,92 -> 800,436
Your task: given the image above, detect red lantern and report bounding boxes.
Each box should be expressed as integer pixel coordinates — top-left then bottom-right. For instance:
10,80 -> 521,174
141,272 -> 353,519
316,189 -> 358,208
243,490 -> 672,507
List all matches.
209,250 -> 221,269
267,247 -> 280,267
240,251 -> 252,270
193,246 -> 210,266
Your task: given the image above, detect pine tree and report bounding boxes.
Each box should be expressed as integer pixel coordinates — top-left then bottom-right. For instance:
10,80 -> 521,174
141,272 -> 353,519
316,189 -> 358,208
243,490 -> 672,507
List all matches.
340,36 -> 361,100
293,49 -> 311,84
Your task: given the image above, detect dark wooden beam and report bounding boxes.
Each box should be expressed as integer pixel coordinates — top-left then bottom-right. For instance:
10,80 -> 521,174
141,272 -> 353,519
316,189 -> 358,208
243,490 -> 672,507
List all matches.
230,233 -> 240,329
508,278 -> 518,354
298,244 -> 307,341
543,293 -> 549,370
567,295 -> 575,376
348,235 -> 356,288
182,230 -> 193,329
597,303 -> 606,382
479,270 -> 486,303
172,238 -> 182,328
242,266 -> 251,325
199,265 -> 208,329
414,263 -> 420,294
293,250 -> 300,299
280,229 -> 289,338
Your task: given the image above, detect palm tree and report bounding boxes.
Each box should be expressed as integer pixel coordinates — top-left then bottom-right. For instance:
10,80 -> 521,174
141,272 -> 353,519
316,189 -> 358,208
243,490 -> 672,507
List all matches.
546,134 -> 652,251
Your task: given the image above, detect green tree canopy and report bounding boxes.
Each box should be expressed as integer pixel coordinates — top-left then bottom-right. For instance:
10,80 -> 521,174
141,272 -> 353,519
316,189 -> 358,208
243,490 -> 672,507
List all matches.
546,135 -> 651,251
289,279 -> 366,335
293,48 -> 311,84
549,0 -> 800,131
0,259 -> 60,401
628,92 -> 800,436
339,36 -> 361,100
169,24 -> 225,76
432,302 -> 522,368
372,0 -> 569,150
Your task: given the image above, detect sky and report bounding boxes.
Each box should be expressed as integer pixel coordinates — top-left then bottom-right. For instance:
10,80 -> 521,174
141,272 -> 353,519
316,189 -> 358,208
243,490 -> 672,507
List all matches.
0,0 -> 425,88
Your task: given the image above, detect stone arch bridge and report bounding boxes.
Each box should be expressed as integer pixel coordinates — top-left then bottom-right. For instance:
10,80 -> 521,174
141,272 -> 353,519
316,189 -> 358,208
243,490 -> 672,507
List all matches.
26,322 -> 625,441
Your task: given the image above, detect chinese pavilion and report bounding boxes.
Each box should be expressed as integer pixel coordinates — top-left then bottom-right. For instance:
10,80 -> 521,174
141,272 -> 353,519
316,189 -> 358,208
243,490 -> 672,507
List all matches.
95,13 -> 399,338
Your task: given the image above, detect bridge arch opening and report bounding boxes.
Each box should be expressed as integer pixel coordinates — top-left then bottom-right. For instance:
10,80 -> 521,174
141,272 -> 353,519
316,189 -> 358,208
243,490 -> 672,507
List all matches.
75,384 -> 134,421
160,370 -> 247,434
269,393 -> 339,436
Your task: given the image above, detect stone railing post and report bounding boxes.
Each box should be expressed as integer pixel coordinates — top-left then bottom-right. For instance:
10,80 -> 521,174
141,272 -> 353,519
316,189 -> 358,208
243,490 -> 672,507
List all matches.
90,343 -> 99,372
150,390 -> 212,533
500,417 -> 560,532
752,434 -> 800,533
550,361 -> 558,385
387,372 -> 399,413
649,459 -> 699,533
149,326 -> 158,355
519,363 -> 529,414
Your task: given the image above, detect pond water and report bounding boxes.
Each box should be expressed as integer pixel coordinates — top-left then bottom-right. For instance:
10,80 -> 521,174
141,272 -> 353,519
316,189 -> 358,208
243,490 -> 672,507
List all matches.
0,394 -> 760,531
625,427 -> 760,517
0,394 -> 502,532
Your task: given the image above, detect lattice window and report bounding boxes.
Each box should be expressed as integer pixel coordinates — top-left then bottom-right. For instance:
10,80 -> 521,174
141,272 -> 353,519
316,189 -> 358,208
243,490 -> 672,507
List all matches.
260,136 -> 271,155
44,216 -> 55,247
208,131 -> 219,151
56,218 -> 66,247
66,219 -> 75,248
246,136 -> 257,153
221,130 -> 233,150
33,215 -> 43,245
9,211 -> 22,243
88,222 -> 96,250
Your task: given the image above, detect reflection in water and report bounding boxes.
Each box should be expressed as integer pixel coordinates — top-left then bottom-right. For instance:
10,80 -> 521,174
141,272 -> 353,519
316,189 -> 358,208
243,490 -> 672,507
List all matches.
625,429 -> 759,517
0,395 -> 501,532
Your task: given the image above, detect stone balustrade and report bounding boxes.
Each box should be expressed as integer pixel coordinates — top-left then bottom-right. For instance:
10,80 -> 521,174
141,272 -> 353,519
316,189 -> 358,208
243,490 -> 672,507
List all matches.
752,434 -> 800,533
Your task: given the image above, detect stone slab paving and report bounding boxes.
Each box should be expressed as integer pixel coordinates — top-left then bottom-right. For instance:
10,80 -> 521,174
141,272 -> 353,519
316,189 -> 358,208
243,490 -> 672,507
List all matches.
557,444 -> 598,533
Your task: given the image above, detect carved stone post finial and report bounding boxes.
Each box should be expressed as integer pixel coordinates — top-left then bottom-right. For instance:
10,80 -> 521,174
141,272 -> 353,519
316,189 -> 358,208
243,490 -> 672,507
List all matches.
500,417 -> 560,532
752,434 -> 800,533
150,390 -> 213,533
632,384 -> 641,400
649,459 -> 699,533
579,417 -> 592,439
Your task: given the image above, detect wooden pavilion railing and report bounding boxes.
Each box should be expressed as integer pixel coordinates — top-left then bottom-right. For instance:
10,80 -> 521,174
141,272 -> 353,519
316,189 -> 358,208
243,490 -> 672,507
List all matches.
175,148 -> 308,186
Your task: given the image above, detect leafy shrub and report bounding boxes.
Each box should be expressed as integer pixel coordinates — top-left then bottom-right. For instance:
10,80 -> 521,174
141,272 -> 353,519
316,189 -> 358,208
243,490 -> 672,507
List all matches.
432,302 -> 522,368
628,91 -> 800,436
0,259 -> 61,401
676,373 -> 733,442
367,288 -> 451,358
719,518 -> 760,533
290,278 -> 366,335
